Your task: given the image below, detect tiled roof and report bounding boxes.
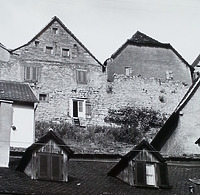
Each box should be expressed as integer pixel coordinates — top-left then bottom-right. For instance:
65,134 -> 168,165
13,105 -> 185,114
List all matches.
1,159 -> 200,194
110,31 -> 193,71
129,31 -> 165,46
0,80 -> 38,103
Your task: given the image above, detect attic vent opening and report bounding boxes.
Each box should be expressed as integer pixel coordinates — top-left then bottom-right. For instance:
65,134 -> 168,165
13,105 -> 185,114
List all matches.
35,41 -> 40,47
52,27 -> 58,34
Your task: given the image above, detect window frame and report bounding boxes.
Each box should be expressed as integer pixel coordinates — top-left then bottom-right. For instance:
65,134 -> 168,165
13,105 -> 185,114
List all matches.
52,27 -> 58,34
45,46 -> 53,55
39,94 -> 48,102
24,66 -> 39,82
62,48 -> 70,57
135,161 -> 157,187
37,152 -> 63,181
76,69 -> 87,84
125,67 -> 132,76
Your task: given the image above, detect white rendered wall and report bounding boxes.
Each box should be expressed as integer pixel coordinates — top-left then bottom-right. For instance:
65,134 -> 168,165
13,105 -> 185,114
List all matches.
10,104 -> 35,148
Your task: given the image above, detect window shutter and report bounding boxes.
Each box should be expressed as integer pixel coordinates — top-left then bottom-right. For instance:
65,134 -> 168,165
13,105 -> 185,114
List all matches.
51,154 -> 63,180
158,163 -> 169,188
135,162 -> 146,185
86,101 -> 92,118
39,153 -> 50,179
32,67 -> 38,81
25,67 -> 30,80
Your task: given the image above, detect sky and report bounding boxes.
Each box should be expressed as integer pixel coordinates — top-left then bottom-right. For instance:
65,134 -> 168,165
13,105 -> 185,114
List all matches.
1,0 -> 200,64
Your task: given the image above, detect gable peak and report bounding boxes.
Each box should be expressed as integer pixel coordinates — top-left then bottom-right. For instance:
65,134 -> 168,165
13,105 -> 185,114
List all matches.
129,31 -> 162,45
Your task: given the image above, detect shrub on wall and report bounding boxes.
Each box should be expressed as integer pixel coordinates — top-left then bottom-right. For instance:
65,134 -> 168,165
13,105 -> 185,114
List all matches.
104,107 -> 167,144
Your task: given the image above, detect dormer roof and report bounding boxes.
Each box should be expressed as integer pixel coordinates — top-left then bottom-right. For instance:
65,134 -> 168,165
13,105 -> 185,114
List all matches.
16,130 -> 74,172
108,140 -> 165,177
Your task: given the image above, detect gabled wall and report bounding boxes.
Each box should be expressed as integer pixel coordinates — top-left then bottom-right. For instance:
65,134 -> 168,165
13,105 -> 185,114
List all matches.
160,86 -> 200,157
107,45 -> 192,85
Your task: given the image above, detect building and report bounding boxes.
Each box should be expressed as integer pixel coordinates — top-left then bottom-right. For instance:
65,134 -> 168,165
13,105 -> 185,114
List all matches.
16,130 -> 74,182
106,31 -> 193,84
0,80 -> 38,167
0,16 -> 106,126
0,42 -> 10,62
151,75 -> 200,157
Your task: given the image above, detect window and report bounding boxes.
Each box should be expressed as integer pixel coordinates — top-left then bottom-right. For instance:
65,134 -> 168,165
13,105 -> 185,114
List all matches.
76,70 -> 87,84
24,66 -> 38,82
86,101 -> 92,118
62,48 -> 70,57
52,27 -> 58,34
35,40 -> 40,47
125,67 -> 132,76
39,94 -> 48,102
45,46 -> 53,54
166,70 -> 173,80
135,161 -> 168,188
135,162 -> 156,186
37,153 -> 63,181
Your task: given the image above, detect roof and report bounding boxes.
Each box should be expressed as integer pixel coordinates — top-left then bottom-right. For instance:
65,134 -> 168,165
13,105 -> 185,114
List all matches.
0,80 -> 38,103
191,53 -> 200,67
151,75 -> 200,150
111,31 -> 193,71
11,16 -> 103,67
16,130 -> 74,172
108,140 -> 166,177
1,158 -> 200,194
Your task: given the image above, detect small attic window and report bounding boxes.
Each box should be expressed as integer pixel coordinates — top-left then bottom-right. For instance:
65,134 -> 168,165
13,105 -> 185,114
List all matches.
52,27 -> 58,34
45,46 -> 53,55
35,40 -> 40,47
62,48 -> 70,57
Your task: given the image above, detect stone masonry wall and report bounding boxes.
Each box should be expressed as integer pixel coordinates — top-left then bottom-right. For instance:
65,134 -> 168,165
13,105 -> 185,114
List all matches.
88,74 -> 189,126
107,45 -> 192,85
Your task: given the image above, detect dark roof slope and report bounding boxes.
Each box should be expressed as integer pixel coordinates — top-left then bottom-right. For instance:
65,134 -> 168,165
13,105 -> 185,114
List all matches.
0,80 -> 38,103
151,75 -> 200,150
16,130 -> 74,172
111,31 -> 193,71
108,140 -> 165,177
1,159 -> 200,194
11,16 -> 103,67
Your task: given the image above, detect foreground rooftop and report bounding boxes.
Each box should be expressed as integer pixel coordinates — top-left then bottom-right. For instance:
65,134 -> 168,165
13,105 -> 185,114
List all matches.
0,157 -> 200,194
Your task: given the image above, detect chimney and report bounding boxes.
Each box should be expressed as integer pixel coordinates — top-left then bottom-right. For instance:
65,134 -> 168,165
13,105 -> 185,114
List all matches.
0,101 -> 13,167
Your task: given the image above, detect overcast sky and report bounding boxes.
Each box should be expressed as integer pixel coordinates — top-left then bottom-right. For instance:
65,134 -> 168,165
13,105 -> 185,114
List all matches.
1,0 -> 200,64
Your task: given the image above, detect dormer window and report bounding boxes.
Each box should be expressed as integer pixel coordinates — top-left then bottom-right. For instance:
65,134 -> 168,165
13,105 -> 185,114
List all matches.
52,27 -> 58,34
108,140 -> 169,189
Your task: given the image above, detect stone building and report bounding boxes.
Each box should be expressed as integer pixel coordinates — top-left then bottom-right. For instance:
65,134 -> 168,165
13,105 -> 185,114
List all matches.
106,31 -> 193,84
0,16 -> 106,126
151,75 -> 200,157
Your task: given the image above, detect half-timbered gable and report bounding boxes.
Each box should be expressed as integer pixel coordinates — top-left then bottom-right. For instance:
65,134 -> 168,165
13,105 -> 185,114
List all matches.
108,140 -> 169,189
16,130 -> 74,182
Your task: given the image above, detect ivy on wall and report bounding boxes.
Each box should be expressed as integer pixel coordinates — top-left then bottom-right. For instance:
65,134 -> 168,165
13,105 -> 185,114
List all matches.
104,107 -> 167,144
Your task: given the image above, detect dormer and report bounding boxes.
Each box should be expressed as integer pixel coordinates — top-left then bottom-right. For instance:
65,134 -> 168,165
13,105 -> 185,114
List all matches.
108,140 -> 169,189
16,130 -> 74,182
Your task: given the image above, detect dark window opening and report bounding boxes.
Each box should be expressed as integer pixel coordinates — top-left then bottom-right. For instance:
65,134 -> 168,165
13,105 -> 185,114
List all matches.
45,46 -> 53,54
39,94 -> 47,102
35,40 -> 40,47
62,48 -> 70,57
52,27 -> 58,34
